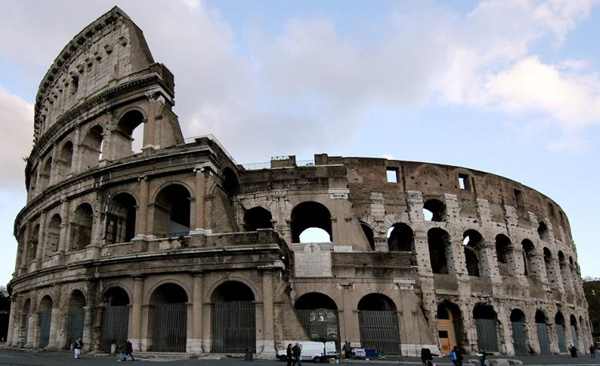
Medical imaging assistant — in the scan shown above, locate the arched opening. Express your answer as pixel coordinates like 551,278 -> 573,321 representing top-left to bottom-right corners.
21,299 -> 31,346
387,223 -> 414,252
473,304 -> 499,352
570,315 -> 579,349
423,199 -> 446,222
555,312 -> 567,352
39,156 -> 52,189
211,281 -> 256,353
100,287 -> 130,352
361,222 -> 375,250
522,240 -> 535,277
428,228 -> 451,274
295,293 -> 339,345
70,203 -> 93,251
537,222 -> 549,240
67,290 -> 86,347
149,283 -> 188,352
510,309 -> 529,355
535,310 -> 551,354
222,168 -> 240,197
115,110 -> 145,159
437,301 -> 464,355
243,206 -> 273,231
153,184 -> 191,237
58,141 -> 74,180
28,224 -> 40,263
463,230 -> 483,277
45,215 -> 61,259
358,294 -> 400,354
291,202 -> 332,243
106,193 -> 137,244
81,125 -> 104,169
495,234 -> 512,276
38,296 -> 53,348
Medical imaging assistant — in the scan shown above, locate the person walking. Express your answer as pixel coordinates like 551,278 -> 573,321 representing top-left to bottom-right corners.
449,346 -> 463,366
286,343 -> 294,366
343,341 -> 352,359
117,340 -> 128,361
292,342 -> 302,366
590,344 -> 596,358
569,344 -> 578,358
420,348 -> 433,366
126,340 -> 135,361
73,337 -> 83,359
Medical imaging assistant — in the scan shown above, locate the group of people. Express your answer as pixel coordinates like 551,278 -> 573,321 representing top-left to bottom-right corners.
421,346 -> 464,366
72,338 -> 135,361
286,342 -> 302,366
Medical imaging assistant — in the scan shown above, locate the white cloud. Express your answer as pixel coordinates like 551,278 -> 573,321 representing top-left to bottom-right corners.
0,86 -> 34,191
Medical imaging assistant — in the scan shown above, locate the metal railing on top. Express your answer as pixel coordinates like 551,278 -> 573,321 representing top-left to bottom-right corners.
183,134 -> 237,165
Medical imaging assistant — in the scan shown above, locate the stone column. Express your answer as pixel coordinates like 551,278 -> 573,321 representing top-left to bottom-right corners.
57,199 -> 70,262
32,211 -> 47,271
340,283 -> 357,343
88,197 -> 103,259
194,169 -> 207,231
191,273 -> 204,353
48,307 -> 60,349
131,277 -> 144,351
480,242 -> 501,283
72,127 -> 82,174
19,223 -> 31,275
6,296 -> 16,345
261,269 -> 275,355
136,176 -> 149,237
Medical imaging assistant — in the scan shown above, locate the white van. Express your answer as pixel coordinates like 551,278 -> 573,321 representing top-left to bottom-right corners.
277,341 -> 338,363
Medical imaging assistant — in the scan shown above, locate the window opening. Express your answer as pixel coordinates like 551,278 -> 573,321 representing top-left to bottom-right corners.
458,174 -> 469,190
386,168 -> 398,183
514,189 -> 524,208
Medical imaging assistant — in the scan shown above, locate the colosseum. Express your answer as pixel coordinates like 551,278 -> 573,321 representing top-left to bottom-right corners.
7,7 -> 591,358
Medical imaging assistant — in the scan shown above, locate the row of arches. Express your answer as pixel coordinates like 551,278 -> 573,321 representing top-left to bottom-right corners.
29,110 -> 145,197
437,301 -> 587,356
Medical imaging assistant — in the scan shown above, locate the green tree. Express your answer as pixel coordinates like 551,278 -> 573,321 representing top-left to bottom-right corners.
583,278 -> 600,337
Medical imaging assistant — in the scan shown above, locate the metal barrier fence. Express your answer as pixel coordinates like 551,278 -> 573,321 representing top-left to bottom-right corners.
151,303 -> 187,352
537,323 -> 551,355
38,310 -> 51,347
511,321 -> 528,355
556,324 -> 567,352
212,301 -> 256,353
296,309 -> 340,344
67,308 -> 85,345
100,305 -> 129,352
358,310 -> 401,355
475,318 -> 499,352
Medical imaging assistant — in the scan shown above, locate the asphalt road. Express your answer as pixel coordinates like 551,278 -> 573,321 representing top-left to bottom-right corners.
2,349 -> 600,366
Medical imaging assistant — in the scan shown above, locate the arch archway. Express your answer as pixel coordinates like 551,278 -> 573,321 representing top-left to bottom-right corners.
115,109 -> 145,158
473,304 -> 499,352
428,228 -> 451,274
211,281 -> 256,353
555,312 -> 568,352
70,203 -> 93,251
387,223 -> 413,252
149,283 -> 188,352
437,301 -> 464,355
570,315 -> 579,349
291,202 -> 332,243
535,310 -> 551,354
100,287 -> 130,352
358,294 -> 400,354
107,193 -> 137,244
463,230 -> 484,277
153,184 -> 191,237
58,141 -> 74,180
81,125 -> 104,169
243,206 -> 273,231
38,296 -> 53,348
45,214 -> 61,259
67,290 -> 86,347
295,293 -> 339,344
510,309 -> 529,355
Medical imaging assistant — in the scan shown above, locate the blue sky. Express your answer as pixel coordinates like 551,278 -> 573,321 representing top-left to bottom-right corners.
1,0 -> 600,286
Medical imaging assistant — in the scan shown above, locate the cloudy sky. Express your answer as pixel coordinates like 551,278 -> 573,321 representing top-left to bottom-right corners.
1,0 -> 599,285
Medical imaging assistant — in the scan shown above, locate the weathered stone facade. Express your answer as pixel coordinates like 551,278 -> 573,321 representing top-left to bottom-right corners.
8,7 -> 591,357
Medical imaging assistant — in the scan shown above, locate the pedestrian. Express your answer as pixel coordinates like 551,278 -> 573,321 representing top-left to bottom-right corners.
126,339 -> 135,361
292,342 -> 302,366
73,337 -> 83,359
343,341 -> 352,359
569,344 -> 578,358
449,346 -> 463,366
420,348 -> 433,366
286,343 -> 293,366
477,351 -> 488,366
117,340 -> 128,361
590,344 -> 596,358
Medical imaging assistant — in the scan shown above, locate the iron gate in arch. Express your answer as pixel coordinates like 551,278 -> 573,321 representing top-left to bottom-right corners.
536,323 -> 551,355
67,308 -> 85,345
22,314 -> 29,345
296,308 -> 340,344
511,321 -> 528,356
475,319 -> 499,352
358,310 -> 401,354
100,305 -> 129,351
570,325 -> 579,348
556,325 -> 567,352
212,301 -> 255,353
151,303 -> 187,352
39,310 -> 52,347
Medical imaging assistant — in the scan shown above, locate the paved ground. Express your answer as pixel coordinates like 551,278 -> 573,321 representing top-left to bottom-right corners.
3,348 -> 600,366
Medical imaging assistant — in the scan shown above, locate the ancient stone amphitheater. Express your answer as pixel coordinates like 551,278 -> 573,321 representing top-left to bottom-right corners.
7,7 -> 591,358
